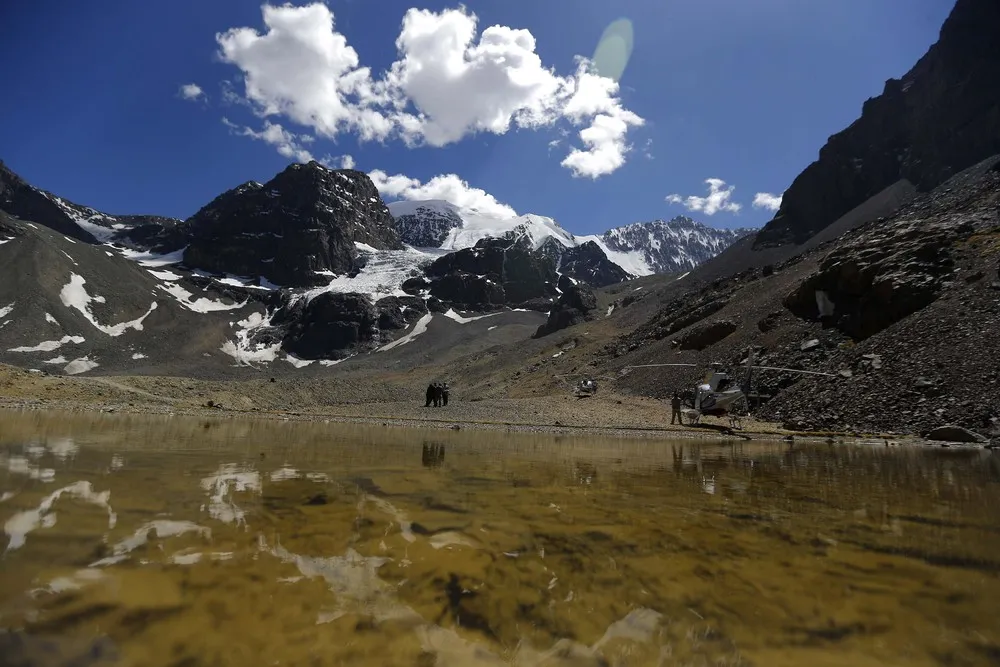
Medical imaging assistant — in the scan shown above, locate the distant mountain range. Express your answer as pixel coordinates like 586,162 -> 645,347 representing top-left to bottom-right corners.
0,158 -> 751,371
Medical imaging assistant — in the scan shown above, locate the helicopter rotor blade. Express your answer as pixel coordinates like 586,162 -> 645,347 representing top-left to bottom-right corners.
748,365 -> 837,377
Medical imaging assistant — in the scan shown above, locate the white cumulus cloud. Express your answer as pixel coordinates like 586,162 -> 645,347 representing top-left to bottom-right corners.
339,155 -> 356,169
216,3 -> 642,177
179,83 -> 205,101
752,191 -> 783,212
222,117 -> 314,163
369,170 -> 517,219
666,178 -> 742,216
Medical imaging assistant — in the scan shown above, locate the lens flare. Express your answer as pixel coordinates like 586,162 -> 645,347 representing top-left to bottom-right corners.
591,18 -> 634,82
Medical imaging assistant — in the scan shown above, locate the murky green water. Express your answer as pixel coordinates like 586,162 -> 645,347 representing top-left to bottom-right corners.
1,411 -> 999,666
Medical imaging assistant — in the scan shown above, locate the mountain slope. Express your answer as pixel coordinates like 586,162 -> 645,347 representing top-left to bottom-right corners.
755,0 -> 1000,248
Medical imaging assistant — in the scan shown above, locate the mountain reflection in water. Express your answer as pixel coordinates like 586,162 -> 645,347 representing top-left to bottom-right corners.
1,411 -> 999,666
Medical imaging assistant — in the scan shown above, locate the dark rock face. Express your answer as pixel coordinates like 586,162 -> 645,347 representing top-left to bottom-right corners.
115,215 -> 189,254
783,210 -> 973,340
0,161 -> 98,243
276,293 -> 381,360
755,0 -> 1000,248
558,241 -> 631,287
374,296 -> 428,329
423,237 -> 558,310
675,320 -> 738,351
393,204 -> 464,247
184,162 -> 402,287
534,275 -> 598,338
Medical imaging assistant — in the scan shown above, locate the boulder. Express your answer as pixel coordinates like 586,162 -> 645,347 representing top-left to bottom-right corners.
783,212 -> 973,340
676,320 -> 738,351
924,424 -> 988,443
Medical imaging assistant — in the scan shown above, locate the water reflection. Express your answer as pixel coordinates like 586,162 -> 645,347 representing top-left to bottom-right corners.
0,411 -> 998,666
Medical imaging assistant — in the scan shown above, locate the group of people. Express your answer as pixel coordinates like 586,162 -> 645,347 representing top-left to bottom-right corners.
425,382 -> 450,407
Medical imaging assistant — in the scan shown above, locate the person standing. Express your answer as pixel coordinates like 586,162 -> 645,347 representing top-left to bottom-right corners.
425,383 -> 435,407
441,382 -> 450,407
671,392 -> 683,425
433,383 -> 442,407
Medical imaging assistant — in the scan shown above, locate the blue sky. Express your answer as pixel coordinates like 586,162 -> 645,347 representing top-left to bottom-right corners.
0,0 -> 953,234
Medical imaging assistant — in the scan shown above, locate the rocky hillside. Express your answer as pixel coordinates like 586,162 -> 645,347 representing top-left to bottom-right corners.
755,0 -> 1000,248
486,156 -> 995,439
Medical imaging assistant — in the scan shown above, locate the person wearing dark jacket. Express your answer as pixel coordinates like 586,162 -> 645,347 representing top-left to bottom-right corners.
425,383 -> 435,407
441,382 -> 450,407
671,392 -> 683,425
433,383 -> 442,407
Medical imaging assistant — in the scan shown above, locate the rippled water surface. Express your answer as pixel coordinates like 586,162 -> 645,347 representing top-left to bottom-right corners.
1,411 -> 1000,666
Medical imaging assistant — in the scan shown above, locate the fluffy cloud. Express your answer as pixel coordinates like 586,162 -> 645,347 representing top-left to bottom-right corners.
222,117 -> 315,163
216,4 -> 642,177
666,178 -> 742,216
339,155 -> 356,169
752,191 -> 783,212
369,170 -> 517,219
179,83 -> 205,101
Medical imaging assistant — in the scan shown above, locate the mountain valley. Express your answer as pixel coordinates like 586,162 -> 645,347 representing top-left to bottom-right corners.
1,0 -> 997,443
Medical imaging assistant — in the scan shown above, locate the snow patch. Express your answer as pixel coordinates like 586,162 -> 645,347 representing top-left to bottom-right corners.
606,305 -> 615,317
131,352 -> 147,360
158,282 -> 246,313
576,234 -> 653,277
44,312 -> 58,325
9,335 -> 86,353
284,354 -> 315,368
148,269 -> 182,281
117,246 -> 187,267
377,313 -> 432,352
42,356 -> 68,365
60,274 -> 157,336
303,247 -> 440,303
442,309 -> 499,325
0,303 -> 13,318
220,311 -> 281,365
64,357 -> 99,375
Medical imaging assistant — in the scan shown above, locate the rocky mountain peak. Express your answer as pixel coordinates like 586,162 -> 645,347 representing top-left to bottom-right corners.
0,160 -> 99,243
183,163 -> 402,287
602,216 -> 756,274
754,0 -> 1000,248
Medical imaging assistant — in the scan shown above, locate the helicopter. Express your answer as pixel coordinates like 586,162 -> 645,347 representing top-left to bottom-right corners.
619,352 -> 837,427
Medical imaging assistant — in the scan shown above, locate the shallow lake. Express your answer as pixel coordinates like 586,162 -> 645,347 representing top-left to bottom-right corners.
1,410 -> 999,666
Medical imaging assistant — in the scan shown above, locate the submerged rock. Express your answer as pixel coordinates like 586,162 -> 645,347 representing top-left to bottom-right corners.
925,424 -> 988,443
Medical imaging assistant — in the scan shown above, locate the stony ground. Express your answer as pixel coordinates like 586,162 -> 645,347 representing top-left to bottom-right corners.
0,363 -> 856,443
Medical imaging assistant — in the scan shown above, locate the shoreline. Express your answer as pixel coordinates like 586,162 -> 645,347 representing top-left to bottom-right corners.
0,365 -> 990,449
0,396 -> 978,450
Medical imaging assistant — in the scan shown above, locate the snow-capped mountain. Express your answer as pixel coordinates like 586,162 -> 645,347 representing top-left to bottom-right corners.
602,217 -> 757,274
390,202 -> 754,280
